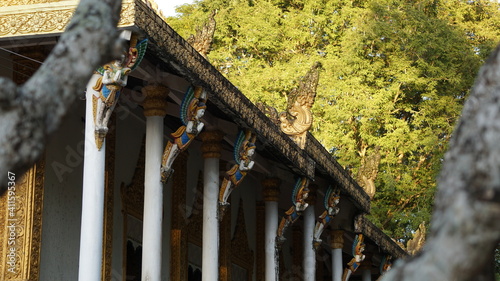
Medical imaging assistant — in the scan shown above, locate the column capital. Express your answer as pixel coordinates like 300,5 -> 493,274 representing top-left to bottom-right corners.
330,229 -> 344,249
199,130 -> 224,158
142,84 -> 169,117
262,178 -> 280,202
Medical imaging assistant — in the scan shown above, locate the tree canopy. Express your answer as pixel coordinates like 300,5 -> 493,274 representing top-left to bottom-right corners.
167,0 -> 500,242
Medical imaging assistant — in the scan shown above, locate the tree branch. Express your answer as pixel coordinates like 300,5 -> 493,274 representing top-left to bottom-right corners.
382,45 -> 500,281
0,0 -> 122,189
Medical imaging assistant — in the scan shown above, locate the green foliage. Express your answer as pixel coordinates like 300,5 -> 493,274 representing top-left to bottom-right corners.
167,0 -> 500,241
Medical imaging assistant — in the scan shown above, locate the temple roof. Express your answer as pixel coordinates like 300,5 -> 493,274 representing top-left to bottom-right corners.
0,0 -> 407,259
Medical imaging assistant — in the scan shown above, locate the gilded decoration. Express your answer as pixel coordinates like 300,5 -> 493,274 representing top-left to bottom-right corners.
219,196 -> 231,281
187,171 -> 204,246
0,0 -> 134,37
170,152 -> 188,281
406,222 -> 426,255
1,0 -> 63,6
257,62 -> 321,149
121,136 -> 145,280
231,199 -> 254,281
121,136 -> 145,220
255,202 -> 265,281
0,159 -> 45,280
102,114 -> 116,281
0,47 -> 45,281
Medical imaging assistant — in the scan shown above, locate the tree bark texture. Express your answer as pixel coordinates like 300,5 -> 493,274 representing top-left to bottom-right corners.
0,0 -> 122,189
382,45 -> 500,281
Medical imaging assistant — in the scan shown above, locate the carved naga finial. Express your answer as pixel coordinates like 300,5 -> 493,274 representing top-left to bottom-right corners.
280,62 -> 321,148
218,129 -> 257,219
276,177 -> 310,246
406,222 -> 426,255
188,10 -> 217,57
313,186 -> 340,249
257,62 -> 321,148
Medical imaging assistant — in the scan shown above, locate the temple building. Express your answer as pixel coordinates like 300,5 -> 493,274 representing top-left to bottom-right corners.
0,0 -> 406,280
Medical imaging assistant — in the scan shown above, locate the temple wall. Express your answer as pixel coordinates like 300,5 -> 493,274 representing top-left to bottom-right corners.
39,100 -> 85,280
113,104 -> 146,280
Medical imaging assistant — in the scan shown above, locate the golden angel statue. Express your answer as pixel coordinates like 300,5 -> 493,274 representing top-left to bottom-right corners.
313,186 -> 340,249
218,129 -> 257,218
161,86 -> 207,182
276,177 -> 310,245
342,234 -> 366,281
91,37 -> 147,149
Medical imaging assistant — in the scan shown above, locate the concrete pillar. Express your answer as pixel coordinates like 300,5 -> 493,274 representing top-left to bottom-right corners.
362,269 -> 371,281
78,74 -> 107,281
331,230 -> 344,281
262,178 -> 281,281
141,85 -> 169,281
361,254 -> 372,281
303,187 -> 316,281
199,130 -> 224,281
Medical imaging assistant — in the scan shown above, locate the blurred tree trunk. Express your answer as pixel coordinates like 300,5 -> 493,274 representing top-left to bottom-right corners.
0,0 -> 122,189
382,45 -> 500,281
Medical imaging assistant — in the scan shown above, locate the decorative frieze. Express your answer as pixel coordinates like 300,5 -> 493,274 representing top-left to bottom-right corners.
1,0 -> 63,6
0,0 -> 135,37
0,160 -> 45,280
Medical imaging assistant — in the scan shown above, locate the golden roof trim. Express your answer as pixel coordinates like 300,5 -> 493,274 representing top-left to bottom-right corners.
0,0 -> 136,38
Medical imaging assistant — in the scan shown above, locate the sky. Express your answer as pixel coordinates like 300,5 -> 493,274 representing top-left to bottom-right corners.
156,0 -> 195,17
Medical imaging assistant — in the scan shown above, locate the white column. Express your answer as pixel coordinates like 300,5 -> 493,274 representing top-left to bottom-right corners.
362,268 -> 371,281
262,178 -> 280,281
200,131 -> 224,281
304,205 -> 316,280
332,248 -> 343,281
331,230 -> 344,281
78,74 -> 106,281
141,85 -> 169,281
360,255 -> 372,281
